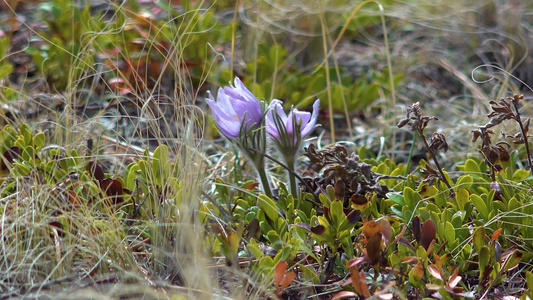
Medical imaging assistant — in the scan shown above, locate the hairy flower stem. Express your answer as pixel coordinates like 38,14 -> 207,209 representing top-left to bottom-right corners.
284,156 -> 298,197
512,102 -> 533,170
417,128 -> 455,197
254,158 -> 272,198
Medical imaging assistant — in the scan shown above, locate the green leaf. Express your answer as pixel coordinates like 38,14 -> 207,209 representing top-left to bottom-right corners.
403,186 -> 421,211
0,36 -> 10,57
507,197 -> 520,212
444,221 -> 455,243
33,132 -> 46,151
386,192 -> 406,206
463,159 -> 481,174
267,230 -> 281,248
21,146 -> 35,162
19,124 -> 32,146
390,206 -> 403,218
502,250 -> 522,272
258,194 -> 279,221
455,189 -> 469,211
471,194 -> 489,220
473,226 -> 485,254
257,256 -> 275,271
512,169 -> 530,182
434,188 -> 447,208
526,271 -> 533,290
478,246 -> 490,280
330,200 -> 344,227
12,162 -> 31,177
0,63 -> 13,79
298,264 -> 320,284
153,144 -> 169,182
125,163 -> 141,189
454,175 -> 473,192
319,193 -> 331,207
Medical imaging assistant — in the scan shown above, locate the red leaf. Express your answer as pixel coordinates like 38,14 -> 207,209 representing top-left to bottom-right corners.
491,228 -> 503,242
274,261 -> 287,287
87,161 -> 105,182
280,271 -> 296,291
421,219 -> 436,250
101,178 -> 124,203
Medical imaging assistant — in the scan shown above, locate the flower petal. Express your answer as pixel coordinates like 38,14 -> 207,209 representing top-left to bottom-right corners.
207,90 -> 241,138
300,99 -> 320,137
266,99 -> 287,138
291,109 -> 311,134
224,79 -> 262,125
206,78 -> 264,139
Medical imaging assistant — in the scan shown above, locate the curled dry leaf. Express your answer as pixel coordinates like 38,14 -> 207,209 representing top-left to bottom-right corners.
332,291 -> 358,300
448,268 -> 462,288
428,264 -> 443,281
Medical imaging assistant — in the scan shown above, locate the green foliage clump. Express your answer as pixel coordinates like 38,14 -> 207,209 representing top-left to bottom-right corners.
216,43 -> 403,112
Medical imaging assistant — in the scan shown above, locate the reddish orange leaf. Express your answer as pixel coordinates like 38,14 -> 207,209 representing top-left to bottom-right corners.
243,182 -> 259,190
350,267 -> 362,295
274,261 -> 287,287
280,271 -> 296,291
359,270 -> 371,297
492,228 -> 503,242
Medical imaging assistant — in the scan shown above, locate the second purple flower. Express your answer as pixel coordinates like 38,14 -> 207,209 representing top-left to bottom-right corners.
266,99 -> 320,143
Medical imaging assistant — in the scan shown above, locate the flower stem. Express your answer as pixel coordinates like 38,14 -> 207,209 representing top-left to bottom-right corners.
255,159 -> 272,198
417,128 -> 455,197
285,156 -> 298,197
512,102 -> 533,170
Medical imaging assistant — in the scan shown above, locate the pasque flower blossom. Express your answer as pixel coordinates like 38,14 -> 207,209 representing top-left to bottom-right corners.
266,99 -> 320,196
266,99 -> 320,144
206,77 -> 262,139
207,77 -> 272,197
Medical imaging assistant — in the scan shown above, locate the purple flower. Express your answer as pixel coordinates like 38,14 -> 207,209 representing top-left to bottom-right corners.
266,99 -> 320,142
206,77 -> 262,139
